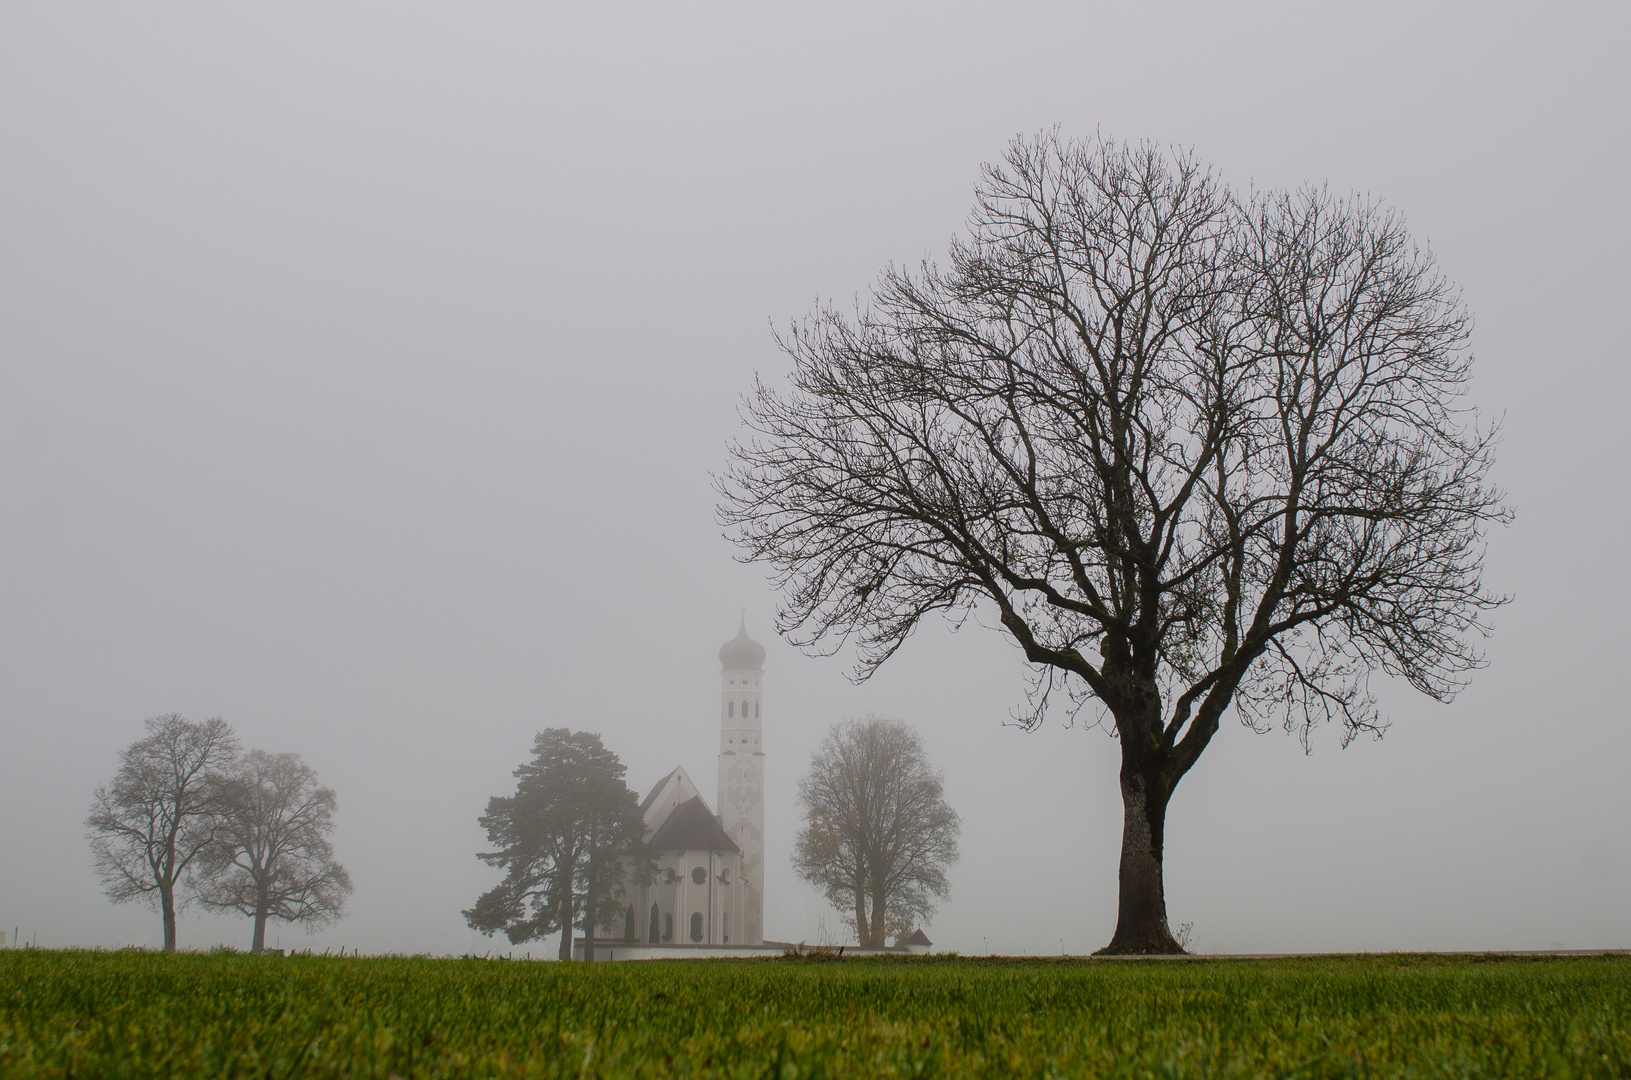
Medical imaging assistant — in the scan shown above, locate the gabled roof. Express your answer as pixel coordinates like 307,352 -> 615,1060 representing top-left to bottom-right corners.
902,929 -> 932,946
649,795 -> 740,854
639,766 -> 701,834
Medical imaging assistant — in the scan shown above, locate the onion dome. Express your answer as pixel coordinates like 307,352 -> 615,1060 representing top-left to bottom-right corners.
718,613 -> 766,671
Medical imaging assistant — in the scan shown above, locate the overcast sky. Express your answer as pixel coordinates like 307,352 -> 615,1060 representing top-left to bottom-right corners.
2,2 -> 1626,957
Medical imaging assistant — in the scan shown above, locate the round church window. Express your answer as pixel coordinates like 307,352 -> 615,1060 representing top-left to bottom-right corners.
691,867 -> 707,885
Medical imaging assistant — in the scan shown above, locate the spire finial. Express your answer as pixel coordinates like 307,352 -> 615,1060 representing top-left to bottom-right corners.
720,608 -> 766,671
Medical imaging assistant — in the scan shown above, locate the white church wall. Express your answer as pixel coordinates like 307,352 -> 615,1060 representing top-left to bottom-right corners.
625,846 -> 744,946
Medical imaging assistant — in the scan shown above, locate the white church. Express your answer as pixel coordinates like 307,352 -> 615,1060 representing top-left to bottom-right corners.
575,615 -> 784,960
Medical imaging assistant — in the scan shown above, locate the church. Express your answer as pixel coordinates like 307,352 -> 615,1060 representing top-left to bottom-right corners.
576,615 -> 779,959
575,613 -> 933,960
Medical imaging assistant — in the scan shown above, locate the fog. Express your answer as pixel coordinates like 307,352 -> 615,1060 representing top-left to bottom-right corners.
2,2 -> 1626,957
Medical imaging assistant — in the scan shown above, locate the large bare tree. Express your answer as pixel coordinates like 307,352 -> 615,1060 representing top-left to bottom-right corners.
795,717 -> 960,947
721,133 -> 1509,953
195,750 -> 352,953
86,714 -> 240,951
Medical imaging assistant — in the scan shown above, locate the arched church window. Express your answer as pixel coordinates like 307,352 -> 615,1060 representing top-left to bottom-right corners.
722,911 -> 730,943
664,867 -> 676,884
690,912 -> 704,942
649,904 -> 660,944
755,702 -> 761,718
662,913 -> 673,942
691,866 -> 707,885
623,906 -> 636,943
728,701 -> 735,718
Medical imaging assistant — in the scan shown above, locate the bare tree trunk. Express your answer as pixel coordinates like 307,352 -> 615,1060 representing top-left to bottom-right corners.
558,905 -> 574,961
852,880 -> 868,948
251,882 -> 269,954
246,880 -> 269,959
583,839 -> 597,961
868,885 -> 887,948
1100,765 -> 1182,955
555,841 -> 577,961
160,883 -> 178,952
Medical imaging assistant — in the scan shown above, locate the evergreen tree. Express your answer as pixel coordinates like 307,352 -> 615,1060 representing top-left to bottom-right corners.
465,728 -> 652,959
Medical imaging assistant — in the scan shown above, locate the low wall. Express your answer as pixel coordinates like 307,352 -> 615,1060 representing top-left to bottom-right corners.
573,938 -> 931,961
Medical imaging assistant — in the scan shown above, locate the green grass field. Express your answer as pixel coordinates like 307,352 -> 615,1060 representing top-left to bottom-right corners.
2,950 -> 1628,1078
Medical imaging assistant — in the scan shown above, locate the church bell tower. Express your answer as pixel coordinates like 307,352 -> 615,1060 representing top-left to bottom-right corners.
717,612 -> 765,945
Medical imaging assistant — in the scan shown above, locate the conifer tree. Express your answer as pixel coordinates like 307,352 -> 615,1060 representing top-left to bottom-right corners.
465,728 -> 653,959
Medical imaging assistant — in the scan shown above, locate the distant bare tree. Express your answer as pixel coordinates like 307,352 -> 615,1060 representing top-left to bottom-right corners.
794,717 -> 960,947
195,750 -> 352,953
86,714 -> 240,951
723,132 -> 1509,953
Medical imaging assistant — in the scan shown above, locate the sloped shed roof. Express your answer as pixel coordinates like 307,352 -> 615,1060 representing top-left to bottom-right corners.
638,767 -> 683,816
639,766 -> 702,834
649,795 -> 740,854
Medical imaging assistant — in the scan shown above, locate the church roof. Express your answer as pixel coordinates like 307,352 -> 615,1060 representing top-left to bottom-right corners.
639,767 -> 702,834
902,928 -> 933,947
718,613 -> 765,671
649,795 -> 740,854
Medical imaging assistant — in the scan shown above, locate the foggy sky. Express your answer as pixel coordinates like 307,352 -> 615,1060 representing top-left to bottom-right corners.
2,2 -> 1626,957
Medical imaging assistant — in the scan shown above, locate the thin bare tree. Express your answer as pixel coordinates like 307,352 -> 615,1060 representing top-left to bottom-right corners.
86,714 -> 240,951
722,132 -> 1509,953
795,717 -> 960,947
195,750 -> 352,953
